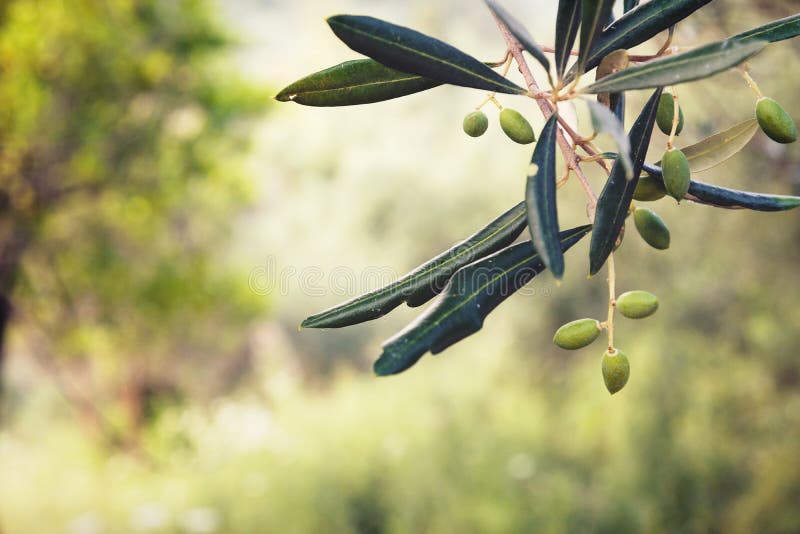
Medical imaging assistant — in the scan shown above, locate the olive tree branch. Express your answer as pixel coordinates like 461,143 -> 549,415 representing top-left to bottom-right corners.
488,13 -> 599,213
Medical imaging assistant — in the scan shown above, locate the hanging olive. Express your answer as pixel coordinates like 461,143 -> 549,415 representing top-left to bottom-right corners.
616,290 -> 659,319
462,110 -> 489,137
602,348 -> 630,395
661,148 -> 691,201
633,174 -> 667,202
633,207 -> 670,250
656,93 -> 685,136
553,318 -> 602,350
756,97 -> 797,144
499,108 -> 536,145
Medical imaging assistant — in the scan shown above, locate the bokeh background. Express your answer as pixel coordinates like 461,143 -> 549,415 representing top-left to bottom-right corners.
1,1 -> 799,532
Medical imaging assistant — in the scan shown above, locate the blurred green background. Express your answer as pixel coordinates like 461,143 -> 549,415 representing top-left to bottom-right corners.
1,1 -> 800,532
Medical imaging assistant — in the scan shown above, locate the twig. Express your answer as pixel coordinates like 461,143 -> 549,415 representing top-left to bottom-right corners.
489,13 -> 598,211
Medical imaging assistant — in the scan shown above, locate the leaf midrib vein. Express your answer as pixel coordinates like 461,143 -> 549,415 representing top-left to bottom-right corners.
589,42 -> 757,92
333,19 -> 520,93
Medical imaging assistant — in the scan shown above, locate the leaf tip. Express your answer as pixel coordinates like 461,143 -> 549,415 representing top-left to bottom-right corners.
300,316 -> 318,329
273,90 -> 294,103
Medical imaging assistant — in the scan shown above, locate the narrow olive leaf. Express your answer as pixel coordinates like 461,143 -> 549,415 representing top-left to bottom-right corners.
484,0 -> 550,74
555,0 -> 582,79
643,163 -> 800,212
661,119 -> 759,173
327,15 -> 526,94
576,0 -> 714,76
301,203 -> 528,329
586,99 -> 633,179
525,114 -> 563,278
614,91 -> 626,124
589,88 -> 662,275
583,39 -> 765,94
731,13 -> 800,44
374,226 -> 592,376
275,59 -> 442,107
578,0 -> 615,72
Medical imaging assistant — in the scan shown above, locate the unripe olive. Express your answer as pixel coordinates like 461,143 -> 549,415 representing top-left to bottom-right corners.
756,97 -> 797,144
602,348 -> 630,395
661,148 -> 691,201
553,318 -> 602,350
656,93 -> 684,135
616,290 -> 659,319
499,108 -> 536,145
463,110 -> 489,138
633,174 -> 667,202
633,207 -> 670,250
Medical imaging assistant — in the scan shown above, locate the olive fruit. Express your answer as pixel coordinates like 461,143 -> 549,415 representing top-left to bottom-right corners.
633,174 -> 667,202
616,290 -> 659,319
656,93 -> 684,135
756,97 -> 797,144
553,318 -> 602,350
602,348 -> 630,395
463,110 -> 489,138
661,148 -> 691,201
499,108 -> 536,145
633,207 -> 670,250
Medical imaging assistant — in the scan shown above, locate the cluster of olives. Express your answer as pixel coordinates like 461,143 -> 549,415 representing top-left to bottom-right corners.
463,107 -> 536,144
631,89 -> 797,252
553,290 -> 659,394
756,96 -> 797,144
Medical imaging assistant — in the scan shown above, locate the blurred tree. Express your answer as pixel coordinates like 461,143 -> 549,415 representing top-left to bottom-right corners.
0,0 -> 268,447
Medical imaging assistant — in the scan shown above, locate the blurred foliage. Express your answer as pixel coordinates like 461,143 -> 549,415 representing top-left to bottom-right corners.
2,346 -> 799,533
2,0 -> 800,533
0,0 -> 269,445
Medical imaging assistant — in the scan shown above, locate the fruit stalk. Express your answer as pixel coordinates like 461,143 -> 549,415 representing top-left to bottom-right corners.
668,89 -> 680,148
488,11 -> 599,209
739,68 -> 763,99
606,252 -> 616,350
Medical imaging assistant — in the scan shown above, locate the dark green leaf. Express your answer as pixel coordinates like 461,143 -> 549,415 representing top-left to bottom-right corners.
731,13 -> 800,44
327,15 -> 526,94
577,0 -> 714,76
555,0 -> 582,79
525,114 -> 563,278
374,225 -> 593,375
643,163 -> 800,212
301,202 -> 528,328
579,0 -> 615,72
583,39 -> 765,94
586,99 -> 633,179
589,88 -> 662,275
485,0 -> 550,74
275,59 -> 441,107
614,91 -> 626,123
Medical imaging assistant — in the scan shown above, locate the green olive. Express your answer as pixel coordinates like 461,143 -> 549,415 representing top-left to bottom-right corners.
756,97 -> 797,144
602,348 -> 630,395
633,207 -> 670,250
499,108 -> 536,145
616,290 -> 659,319
633,174 -> 667,202
462,110 -> 489,138
661,148 -> 691,201
553,318 -> 602,350
656,93 -> 684,136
